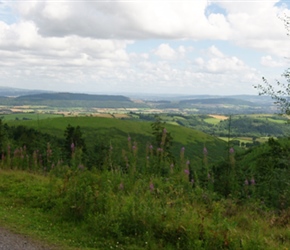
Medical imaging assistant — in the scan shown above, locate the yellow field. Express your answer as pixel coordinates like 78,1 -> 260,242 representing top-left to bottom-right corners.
209,115 -> 228,120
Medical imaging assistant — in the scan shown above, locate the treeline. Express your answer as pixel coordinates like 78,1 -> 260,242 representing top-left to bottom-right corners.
0,120 -> 108,171
132,113 -> 290,138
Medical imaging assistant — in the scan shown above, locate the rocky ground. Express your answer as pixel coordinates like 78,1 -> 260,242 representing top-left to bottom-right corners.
0,227 -> 54,250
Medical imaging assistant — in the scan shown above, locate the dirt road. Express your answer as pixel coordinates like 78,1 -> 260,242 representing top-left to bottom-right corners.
0,227 -> 53,250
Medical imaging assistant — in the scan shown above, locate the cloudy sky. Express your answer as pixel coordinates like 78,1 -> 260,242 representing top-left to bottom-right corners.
0,0 -> 290,95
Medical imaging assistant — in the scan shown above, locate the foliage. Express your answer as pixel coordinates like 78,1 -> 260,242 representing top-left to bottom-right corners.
255,69 -> 290,115
63,124 -> 86,165
1,116 -> 290,249
151,116 -> 175,165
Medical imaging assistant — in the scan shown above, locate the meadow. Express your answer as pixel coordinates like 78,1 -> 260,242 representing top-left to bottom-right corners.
0,115 -> 290,249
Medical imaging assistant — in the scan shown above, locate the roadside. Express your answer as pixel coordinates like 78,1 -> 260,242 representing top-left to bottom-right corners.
0,227 -> 53,250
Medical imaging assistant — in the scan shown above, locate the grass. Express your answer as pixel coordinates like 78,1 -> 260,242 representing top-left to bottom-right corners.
1,168 -> 290,250
204,117 -> 221,125
1,113 -> 63,121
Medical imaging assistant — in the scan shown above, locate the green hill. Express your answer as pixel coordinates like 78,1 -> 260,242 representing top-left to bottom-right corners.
0,93 -> 147,108
7,116 -> 228,164
16,92 -> 132,102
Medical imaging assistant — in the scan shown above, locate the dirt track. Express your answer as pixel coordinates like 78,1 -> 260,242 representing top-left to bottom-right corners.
0,227 -> 53,250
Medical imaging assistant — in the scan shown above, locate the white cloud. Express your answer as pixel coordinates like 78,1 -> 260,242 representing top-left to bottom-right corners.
260,55 -> 287,67
154,44 -> 177,60
13,1 -> 230,40
0,1 -> 288,94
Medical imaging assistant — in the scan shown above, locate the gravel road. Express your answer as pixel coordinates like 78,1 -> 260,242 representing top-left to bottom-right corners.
0,227 -> 53,250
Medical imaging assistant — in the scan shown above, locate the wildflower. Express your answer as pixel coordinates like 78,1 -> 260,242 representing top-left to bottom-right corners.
128,136 -> 131,141
250,177 -> 255,186
244,179 -> 249,186
157,147 -> 163,152
207,173 -> 211,179
181,147 -> 185,152
132,145 -> 136,150
163,128 -> 167,134
184,169 -> 190,175
203,147 -> 208,155
170,163 -> 174,168
149,145 -> 153,150
71,142 -> 75,152
149,182 -> 154,192
186,160 -> 190,165
119,183 -> 124,190
191,179 -> 194,184
229,147 -> 234,154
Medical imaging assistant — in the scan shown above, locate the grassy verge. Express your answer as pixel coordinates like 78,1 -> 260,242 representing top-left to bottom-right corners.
0,169 -> 290,250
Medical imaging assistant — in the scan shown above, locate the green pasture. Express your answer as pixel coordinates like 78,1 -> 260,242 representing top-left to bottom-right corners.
219,136 -> 253,143
1,113 -> 63,121
203,117 -> 220,125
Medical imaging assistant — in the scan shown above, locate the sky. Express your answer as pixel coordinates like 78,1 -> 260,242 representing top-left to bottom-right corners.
0,0 -> 290,96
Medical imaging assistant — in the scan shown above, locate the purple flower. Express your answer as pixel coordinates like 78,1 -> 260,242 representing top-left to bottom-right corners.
132,145 -> 136,150
184,169 -> 190,175
149,144 -> 153,150
128,136 -> 131,141
181,147 -> 185,152
250,177 -> 255,185
229,147 -> 234,154
191,179 -> 195,184
71,142 -> 75,152
157,147 -> 163,152
186,160 -> 190,165
244,179 -> 249,186
203,147 -> 208,155
149,182 -> 154,192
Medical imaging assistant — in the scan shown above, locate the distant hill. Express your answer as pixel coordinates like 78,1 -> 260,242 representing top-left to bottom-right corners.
17,92 -> 132,102
179,97 -> 257,106
0,92 -> 148,108
0,86 -> 53,97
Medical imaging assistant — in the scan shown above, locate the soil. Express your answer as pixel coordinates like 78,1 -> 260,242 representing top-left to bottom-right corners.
0,227 -> 54,250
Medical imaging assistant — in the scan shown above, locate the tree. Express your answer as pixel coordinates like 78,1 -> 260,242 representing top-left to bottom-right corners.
255,69 -> 290,115
63,124 -> 86,163
151,116 -> 175,164
255,16 -> 290,115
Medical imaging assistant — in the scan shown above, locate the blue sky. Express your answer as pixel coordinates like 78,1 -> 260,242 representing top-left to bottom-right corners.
0,0 -> 289,95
